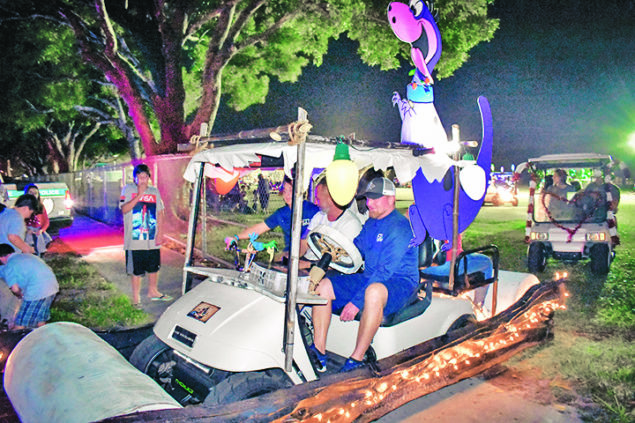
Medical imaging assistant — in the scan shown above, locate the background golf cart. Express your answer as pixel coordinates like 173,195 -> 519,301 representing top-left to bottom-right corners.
484,171 -> 518,206
518,153 -> 617,275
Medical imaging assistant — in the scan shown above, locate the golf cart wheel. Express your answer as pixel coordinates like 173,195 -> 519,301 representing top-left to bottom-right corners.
590,244 -> 610,275
129,335 -> 176,393
204,370 -> 292,406
527,243 -> 547,273
446,314 -> 477,334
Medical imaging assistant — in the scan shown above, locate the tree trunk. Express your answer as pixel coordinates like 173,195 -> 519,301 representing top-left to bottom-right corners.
188,58 -> 224,140
152,5 -> 188,153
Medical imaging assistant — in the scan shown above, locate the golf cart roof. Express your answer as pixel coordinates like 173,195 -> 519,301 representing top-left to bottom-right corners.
183,139 -> 455,187
526,153 -> 613,170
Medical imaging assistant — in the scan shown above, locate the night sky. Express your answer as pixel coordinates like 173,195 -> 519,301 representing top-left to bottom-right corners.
214,0 -> 635,171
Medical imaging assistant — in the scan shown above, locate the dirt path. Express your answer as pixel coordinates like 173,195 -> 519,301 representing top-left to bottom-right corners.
378,366 -> 583,422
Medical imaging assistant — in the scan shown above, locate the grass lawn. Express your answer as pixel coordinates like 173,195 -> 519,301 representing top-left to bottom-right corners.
463,191 -> 635,423
47,253 -> 152,330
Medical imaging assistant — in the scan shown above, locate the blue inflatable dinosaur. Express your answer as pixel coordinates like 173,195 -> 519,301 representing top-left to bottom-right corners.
387,0 -> 493,248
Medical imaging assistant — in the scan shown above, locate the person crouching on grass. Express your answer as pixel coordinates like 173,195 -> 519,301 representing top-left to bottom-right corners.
0,243 -> 59,330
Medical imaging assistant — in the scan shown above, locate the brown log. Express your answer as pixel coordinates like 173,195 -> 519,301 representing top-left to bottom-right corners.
101,281 -> 564,423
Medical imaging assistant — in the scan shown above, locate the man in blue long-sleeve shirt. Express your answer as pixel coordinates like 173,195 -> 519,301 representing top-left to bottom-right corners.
310,177 -> 419,372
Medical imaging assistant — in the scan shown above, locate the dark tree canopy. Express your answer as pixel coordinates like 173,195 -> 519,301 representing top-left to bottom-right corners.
0,17 -> 132,175
0,0 -> 498,157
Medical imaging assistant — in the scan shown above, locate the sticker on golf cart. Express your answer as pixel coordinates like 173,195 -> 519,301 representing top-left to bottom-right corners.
187,302 -> 220,323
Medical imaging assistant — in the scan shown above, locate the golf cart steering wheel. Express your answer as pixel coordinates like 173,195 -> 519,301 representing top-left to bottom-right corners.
306,225 -> 363,274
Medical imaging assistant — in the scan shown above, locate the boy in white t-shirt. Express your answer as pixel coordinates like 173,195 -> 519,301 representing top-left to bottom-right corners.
299,179 -> 363,264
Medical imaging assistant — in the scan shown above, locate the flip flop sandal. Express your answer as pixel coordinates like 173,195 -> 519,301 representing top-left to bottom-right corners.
133,302 -> 143,309
150,294 -> 173,302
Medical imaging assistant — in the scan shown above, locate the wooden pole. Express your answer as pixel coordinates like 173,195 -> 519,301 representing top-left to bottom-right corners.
183,162 -> 204,294
284,108 -> 309,372
448,124 -> 461,291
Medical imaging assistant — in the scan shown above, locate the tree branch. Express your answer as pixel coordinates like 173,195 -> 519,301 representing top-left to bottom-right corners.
25,100 -> 54,114
186,8 -> 222,37
226,0 -> 267,45
73,122 -> 101,170
74,105 -> 112,121
208,0 -> 239,55
95,0 -> 118,56
234,10 -> 301,51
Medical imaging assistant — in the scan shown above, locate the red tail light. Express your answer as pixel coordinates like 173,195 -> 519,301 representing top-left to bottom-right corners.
64,190 -> 74,209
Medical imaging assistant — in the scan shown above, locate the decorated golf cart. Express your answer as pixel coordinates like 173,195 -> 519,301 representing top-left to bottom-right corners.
516,153 -> 619,274
2,118 -> 566,423
484,171 -> 519,206
117,116 -> 564,406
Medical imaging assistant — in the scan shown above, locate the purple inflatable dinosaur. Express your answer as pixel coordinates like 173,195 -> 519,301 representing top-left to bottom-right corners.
388,0 -> 447,150
387,0 -> 493,248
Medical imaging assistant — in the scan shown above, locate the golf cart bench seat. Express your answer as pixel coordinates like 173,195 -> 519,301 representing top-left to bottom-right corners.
332,280 -> 433,328
332,246 -> 498,327
420,245 -> 499,296
333,242 -> 436,328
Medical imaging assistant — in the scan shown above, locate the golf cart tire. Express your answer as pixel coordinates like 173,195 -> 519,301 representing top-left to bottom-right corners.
204,369 -> 292,406
130,334 -> 172,374
590,244 -> 610,275
130,334 -> 184,402
446,314 -> 477,334
528,243 -> 547,273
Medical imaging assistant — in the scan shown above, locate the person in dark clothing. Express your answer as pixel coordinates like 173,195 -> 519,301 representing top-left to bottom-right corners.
257,173 -> 270,212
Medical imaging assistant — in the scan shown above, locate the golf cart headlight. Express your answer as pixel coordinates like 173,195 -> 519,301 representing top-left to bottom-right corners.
499,191 -> 513,202
586,232 -> 606,241
530,232 -> 549,241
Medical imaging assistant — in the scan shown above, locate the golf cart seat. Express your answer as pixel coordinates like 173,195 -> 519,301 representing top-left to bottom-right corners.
379,279 -> 433,327
420,245 -> 499,296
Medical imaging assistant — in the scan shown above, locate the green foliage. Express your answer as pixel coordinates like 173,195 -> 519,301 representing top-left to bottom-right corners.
0,18 -> 130,174
595,208 -> 635,328
2,0 -> 499,156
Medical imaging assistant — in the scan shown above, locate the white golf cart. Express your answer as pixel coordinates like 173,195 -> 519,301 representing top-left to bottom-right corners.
518,153 -> 618,274
484,171 -> 518,206
128,137 -> 544,406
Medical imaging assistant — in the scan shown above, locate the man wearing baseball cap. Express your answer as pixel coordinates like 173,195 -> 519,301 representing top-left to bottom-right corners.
309,177 -> 419,372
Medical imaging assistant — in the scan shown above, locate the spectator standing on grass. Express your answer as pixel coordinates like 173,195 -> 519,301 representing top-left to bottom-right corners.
0,194 -> 37,254
0,244 -> 58,329
23,184 -> 51,256
119,164 -> 172,307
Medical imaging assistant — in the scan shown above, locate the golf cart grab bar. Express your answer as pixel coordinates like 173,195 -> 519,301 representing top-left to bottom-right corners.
456,244 -> 500,289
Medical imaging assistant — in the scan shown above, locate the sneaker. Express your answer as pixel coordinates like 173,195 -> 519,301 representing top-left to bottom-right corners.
308,344 -> 328,373
339,357 -> 364,373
